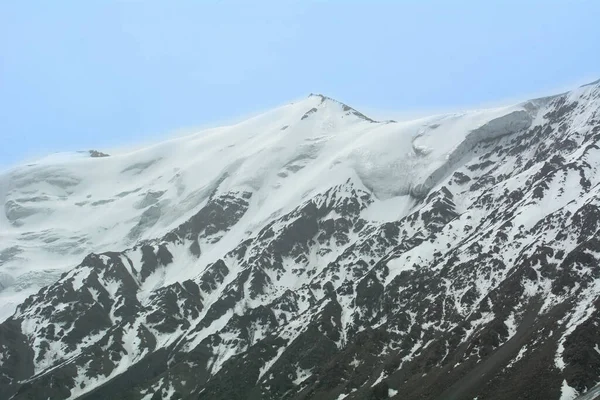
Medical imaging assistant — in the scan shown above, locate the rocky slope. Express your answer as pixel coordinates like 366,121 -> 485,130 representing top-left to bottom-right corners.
1,81 -> 600,399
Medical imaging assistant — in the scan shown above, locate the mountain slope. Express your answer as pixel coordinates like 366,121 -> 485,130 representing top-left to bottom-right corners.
0,93 -> 527,321
1,82 -> 600,400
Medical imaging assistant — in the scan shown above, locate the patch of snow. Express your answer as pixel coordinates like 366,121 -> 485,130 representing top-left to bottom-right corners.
372,370 -> 387,387
70,266 -> 91,291
258,346 -> 287,381
292,365 -> 312,385
555,277 -> 600,370
560,379 -> 579,400
361,195 -> 413,222
349,355 -> 361,368
505,312 -> 517,340
505,345 -> 528,370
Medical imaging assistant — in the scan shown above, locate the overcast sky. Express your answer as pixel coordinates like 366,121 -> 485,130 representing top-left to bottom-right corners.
1,0 -> 599,168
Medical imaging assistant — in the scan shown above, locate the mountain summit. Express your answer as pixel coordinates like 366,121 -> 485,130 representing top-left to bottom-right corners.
1,81 -> 600,399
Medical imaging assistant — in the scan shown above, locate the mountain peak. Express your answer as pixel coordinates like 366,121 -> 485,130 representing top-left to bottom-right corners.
88,149 -> 110,158
3,80 -> 600,400
307,92 -> 381,123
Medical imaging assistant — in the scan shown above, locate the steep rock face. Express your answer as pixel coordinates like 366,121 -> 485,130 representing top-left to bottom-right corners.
1,81 -> 600,400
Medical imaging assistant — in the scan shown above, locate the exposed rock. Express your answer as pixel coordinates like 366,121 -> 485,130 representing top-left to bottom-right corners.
89,150 -> 110,158
1,81 -> 600,400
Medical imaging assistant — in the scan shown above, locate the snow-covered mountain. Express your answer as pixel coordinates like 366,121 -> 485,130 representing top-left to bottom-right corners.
1,81 -> 600,400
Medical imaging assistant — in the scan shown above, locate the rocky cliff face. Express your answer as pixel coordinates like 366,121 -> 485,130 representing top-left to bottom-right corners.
1,82 -> 600,400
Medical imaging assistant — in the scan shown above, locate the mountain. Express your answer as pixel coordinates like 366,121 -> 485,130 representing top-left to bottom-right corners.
0,81 -> 599,400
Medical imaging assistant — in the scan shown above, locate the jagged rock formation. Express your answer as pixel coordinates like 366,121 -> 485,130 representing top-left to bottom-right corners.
1,81 -> 600,399
88,150 -> 110,158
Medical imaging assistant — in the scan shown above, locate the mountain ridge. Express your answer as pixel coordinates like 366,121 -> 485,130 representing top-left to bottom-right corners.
1,80 -> 600,399
0,89 -> 534,321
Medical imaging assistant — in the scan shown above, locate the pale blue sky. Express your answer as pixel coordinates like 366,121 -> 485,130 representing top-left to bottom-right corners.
1,1 -> 599,167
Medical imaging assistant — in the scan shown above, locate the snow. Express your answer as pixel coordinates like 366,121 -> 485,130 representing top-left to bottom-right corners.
463,311 -> 496,342
3,83 -> 600,398
209,331 -> 245,375
67,321 -> 148,399
508,345 -> 528,368
576,382 -> 600,400
371,370 -> 387,387
185,310 -> 234,351
69,267 -> 91,291
292,365 -> 312,385
560,380 -> 579,400
349,355 -> 361,368
388,388 -> 398,397
384,255 -> 416,285
555,277 -> 600,370
504,312 -> 518,341
162,383 -> 176,400
258,346 -> 287,381
0,94 -> 535,321
361,195 -> 414,222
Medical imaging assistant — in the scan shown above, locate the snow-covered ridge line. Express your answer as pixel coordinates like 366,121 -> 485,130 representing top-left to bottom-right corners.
1,80 -> 600,400
411,108 -> 533,198
308,93 -> 393,123
0,89 -> 548,322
